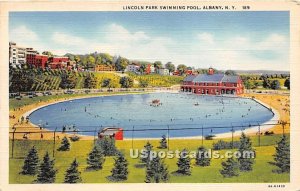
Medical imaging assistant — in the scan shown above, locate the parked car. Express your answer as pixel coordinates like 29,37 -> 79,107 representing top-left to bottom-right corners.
43,91 -> 52,96
15,95 -> 22,100
64,90 -> 75,94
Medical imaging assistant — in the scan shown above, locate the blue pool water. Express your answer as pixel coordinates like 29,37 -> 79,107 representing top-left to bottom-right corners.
29,93 -> 274,138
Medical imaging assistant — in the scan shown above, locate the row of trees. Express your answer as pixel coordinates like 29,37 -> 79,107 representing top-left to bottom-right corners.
20,133 -> 289,183
21,136 -> 128,183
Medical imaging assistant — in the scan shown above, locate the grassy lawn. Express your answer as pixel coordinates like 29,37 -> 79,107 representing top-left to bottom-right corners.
9,134 -> 289,183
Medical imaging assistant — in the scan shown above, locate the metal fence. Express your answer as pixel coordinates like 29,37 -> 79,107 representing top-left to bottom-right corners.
9,120 -> 289,159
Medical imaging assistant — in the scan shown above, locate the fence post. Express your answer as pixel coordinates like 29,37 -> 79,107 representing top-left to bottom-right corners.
11,128 -> 16,159
281,121 -> 286,135
231,125 -> 234,149
258,123 -> 261,147
131,126 -> 134,149
53,127 -> 58,158
201,125 -> 204,147
167,125 -> 170,151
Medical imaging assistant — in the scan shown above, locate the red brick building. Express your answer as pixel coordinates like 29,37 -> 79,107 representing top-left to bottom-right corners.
48,56 -> 69,63
181,68 -> 244,95
26,54 -> 48,69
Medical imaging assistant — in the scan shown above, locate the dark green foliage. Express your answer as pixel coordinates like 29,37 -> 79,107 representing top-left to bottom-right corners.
64,159 -> 82,183
176,149 -> 191,175
57,136 -> 70,151
101,78 -> 111,88
119,76 -> 133,88
284,78 -> 290,90
96,137 -> 117,156
145,156 -> 169,183
271,80 -> 281,90
84,74 -> 97,89
87,145 -> 105,170
60,73 -> 77,89
273,135 -> 290,173
213,140 -> 240,150
225,70 -> 237,76
195,146 -> 211,167
204,135 -> 215,140
110,151 -> 128,181
140,142 -> 153,164
139,79 -> 148,88
9,68 -> 35,92
220,158 -> 239,178
21,146 -> 39,175
36,152 -> 57,183
238,132 -> 255,171
69,135 -> 80,142
165,62 -> 175,73
158,135 -> 167,149
263,79 -> 271,89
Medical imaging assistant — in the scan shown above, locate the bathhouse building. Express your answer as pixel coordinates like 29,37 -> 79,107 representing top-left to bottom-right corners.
181,68 -> 244,95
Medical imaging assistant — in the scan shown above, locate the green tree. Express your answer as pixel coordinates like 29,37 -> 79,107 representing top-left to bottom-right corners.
272,135 -> 290,173
21,146 -> 39,175
87,55 -> 96,70
145,156 -> 169,183
87,145 -> 105,170
115,56 -> 129,71
64,159 -> 82,183
271,80 -> 281,90
140,142 -> 153,164
84,74 -> 97,89
225,70 -> 237,76
158,135 -> 167,149
139,79 -> 148,88
60,73 -> 77,89
57,136 -> 70,151
165,62 -> 175,73
139,63 -> 147,74
110,151 -> 129,181
154,61 -> 163,72
238,132 -> 255,171
176,149 -> 191,175
96,137 -> 117,156
220,158 -> 239,177
284,78 -> 290,90
244,80 -> 255,89
36,152 -> 57,183
100,53 -> 113,64
262,79 -> 271,89
177,64 -> 187,75
42,51 -> 53,57
102,78 -> 111,88
74,55 -> 81,63
119,76 -> 133,88
195,146 -> 211,167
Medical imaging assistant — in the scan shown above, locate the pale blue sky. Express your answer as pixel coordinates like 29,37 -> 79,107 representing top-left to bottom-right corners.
9,11 -> 289,70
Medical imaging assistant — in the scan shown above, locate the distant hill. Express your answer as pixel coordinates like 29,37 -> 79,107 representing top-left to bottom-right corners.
234,70 -> 290,75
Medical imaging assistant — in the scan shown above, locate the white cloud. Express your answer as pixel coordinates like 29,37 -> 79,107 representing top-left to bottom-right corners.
10,25 -> 38,42
13,23 -> 287,71
52,32 -> 86,47
197,32 -> 214,45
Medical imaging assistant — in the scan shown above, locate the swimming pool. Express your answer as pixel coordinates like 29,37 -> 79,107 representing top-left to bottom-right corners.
29,93 -> 274,138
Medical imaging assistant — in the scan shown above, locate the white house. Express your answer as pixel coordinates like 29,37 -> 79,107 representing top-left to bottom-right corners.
158,68 -> 170,75
126,64 -> 140,73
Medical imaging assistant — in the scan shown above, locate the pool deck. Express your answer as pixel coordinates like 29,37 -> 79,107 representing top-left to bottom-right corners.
9,91 -> 288,140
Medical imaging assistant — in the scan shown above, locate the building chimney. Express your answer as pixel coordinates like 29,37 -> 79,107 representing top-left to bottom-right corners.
208,67 -> 214,75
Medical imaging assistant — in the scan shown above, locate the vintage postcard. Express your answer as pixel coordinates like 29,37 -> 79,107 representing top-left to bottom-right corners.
0,1 -> 299,191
